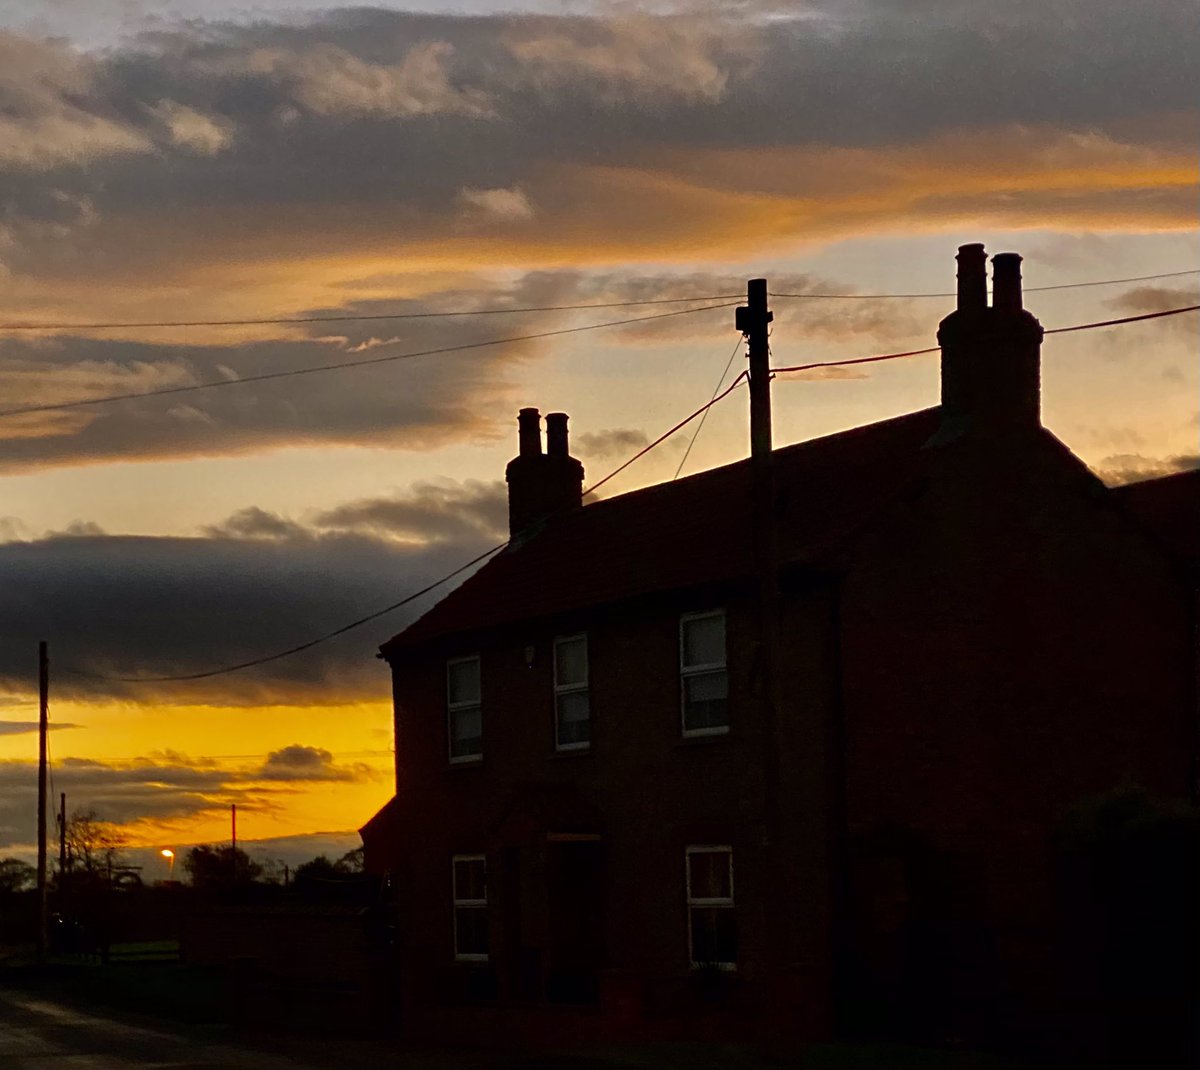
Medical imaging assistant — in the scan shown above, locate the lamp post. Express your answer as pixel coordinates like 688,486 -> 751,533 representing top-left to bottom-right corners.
160,848 -> 175,880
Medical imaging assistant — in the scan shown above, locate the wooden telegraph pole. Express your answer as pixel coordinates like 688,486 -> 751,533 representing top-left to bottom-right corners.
735,282 -> 782,845
36,641 -> 49,963
58,792 -> 67,879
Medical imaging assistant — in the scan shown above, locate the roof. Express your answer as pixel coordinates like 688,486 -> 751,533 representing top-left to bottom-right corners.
382,408 -> 942,653
1111,468 -> 1200,566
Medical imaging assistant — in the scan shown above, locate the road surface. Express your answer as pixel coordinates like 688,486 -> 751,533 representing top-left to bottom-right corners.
0,991 -> 337,1068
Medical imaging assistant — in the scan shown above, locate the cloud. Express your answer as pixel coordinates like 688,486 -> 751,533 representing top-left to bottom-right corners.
0,5 -> 1190,472
0,517 -> 30,543
1095,452 -> 1200,486
204,506 -> 308,541
0,746 -> 377,850
0,266 -> 921,473
458,186 -> 535,225
313,480 -> 507,544
262,40 -> 493,119
0,33 -> 152,170
0,5 -> 1191,314
0,479 -> 505,704
501,14 -> 756,105
575,428 -> 650,461
1107,285 -> 1200,338
258,744 -> 363,782
0,720 -> 81,736
149,100 -> 234,155
51,520 -> 108,538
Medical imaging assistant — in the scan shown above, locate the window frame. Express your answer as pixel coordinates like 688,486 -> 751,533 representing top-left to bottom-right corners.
679,609 -> 730,738
685,844 -> 736,971
446,655 -> 483,764
553,632 -> 590,752
451,853 -> 489,962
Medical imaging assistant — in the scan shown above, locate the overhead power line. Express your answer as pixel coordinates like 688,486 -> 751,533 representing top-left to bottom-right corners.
65,376 -> 751,685
585,372 -> 749,497
674,334 -> 746,480
769,267 -> 1200,301
0,301 -> 738,422
54,298 -> 1198,688
1042,304 -> 1200,336
0,294 -> 744,333
770,304 -> 1200,375
3,268 -> 1195,334
64,542 -> 506,684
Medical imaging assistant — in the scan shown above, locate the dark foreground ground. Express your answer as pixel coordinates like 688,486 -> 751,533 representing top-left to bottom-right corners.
0,979 -> 1054,1070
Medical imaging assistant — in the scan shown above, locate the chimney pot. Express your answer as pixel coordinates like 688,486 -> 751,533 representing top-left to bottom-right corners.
956,243 -> 988,314
992,253 -> 1023,312
517,407 -> 541,457
546,412 -> 569,458
505,406 -> 584,539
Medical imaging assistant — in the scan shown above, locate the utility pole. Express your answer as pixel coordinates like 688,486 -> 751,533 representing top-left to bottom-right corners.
737,278 -> 786,993
231,803 -> 237,882
737,278 -> 774,461
58,792 -> 67,881
36,641 -> 48,963
735,280 -> 782,841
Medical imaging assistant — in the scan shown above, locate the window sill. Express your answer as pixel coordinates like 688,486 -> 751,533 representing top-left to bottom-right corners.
447,757 -> 484,769
548,746 -> 593,760
675,730 -> 730,749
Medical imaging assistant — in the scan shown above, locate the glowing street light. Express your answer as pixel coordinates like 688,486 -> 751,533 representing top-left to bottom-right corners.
160,848 -> 175,879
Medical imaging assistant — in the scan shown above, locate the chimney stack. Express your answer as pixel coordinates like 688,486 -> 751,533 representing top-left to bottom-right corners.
936,243 -> 1044,438
505,408 -> 584,539
956,242 -> 988,315
518,406 -> 541,457
991,252 -> 1023,313
545,412 -> 570,458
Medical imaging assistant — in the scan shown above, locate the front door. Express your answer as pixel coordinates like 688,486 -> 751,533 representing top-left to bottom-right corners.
545,837 -> 604,1004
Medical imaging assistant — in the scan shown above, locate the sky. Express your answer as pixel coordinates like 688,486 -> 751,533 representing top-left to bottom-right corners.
0,0 -> 1195,874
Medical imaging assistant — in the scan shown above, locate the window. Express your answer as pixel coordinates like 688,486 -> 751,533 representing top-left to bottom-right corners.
686,846 -> 736,969
452,854 -> 489,961
680,610 -> 729,735
447,656 -> 482,762
554,634 -> 590,750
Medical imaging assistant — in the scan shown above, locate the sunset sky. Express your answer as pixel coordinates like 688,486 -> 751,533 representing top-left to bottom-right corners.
0,0 -> 1195,874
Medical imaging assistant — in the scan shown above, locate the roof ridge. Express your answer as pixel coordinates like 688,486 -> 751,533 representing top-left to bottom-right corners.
1110,467 -> 1200,494
579,405 -> 943,514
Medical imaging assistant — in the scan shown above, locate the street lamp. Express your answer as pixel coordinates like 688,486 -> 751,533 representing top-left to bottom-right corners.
160,848 -> 175,879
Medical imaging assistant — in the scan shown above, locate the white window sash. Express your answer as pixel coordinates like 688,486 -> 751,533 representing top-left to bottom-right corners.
679,611 -> 728,737
685,845 -> 736,970
452,854 -> 488,962
553,634 -> 590,751
446,656 -> 483,763
679,611 -> 726,669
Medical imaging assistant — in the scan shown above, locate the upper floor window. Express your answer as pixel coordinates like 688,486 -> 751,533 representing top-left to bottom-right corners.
452,854 -> 489,961
447,656 -> 483,762
554,634 -> 590,751
680,610 -> 728,736
686,845 -> 736,969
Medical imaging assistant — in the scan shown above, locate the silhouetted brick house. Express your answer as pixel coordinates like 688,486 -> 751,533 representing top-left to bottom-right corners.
361,246 -> 1196,1047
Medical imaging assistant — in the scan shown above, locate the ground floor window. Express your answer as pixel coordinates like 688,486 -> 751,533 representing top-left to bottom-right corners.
452,854 -> 489,961
686,845 -> 736,969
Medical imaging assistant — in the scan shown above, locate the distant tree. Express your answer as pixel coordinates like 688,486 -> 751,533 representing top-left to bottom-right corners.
256,855 -> 287,885
65,809 -> 127,876
183,844 -> 264,889
293,854 -> 341,887
293,848 -> 365,888
0,857 -> 35,894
